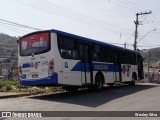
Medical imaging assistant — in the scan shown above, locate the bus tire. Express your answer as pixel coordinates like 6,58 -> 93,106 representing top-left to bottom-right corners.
94,75 -> 104,91
129,75 -> 136,86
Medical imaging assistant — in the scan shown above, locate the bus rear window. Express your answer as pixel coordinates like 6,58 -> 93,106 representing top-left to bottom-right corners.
20,32 -> 50,56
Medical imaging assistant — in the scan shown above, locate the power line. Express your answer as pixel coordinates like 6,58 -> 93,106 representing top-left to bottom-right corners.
12,0 -> 117,33
7,0 -> 160,49
149,14 -> 160,33
0,23 -> 28,34
38,0 -> 133,32
11,0 -> 133,35
0,21 -> 31,33
123,0 -> 149,11
108,0 -> 160,46
0,18 -> 41,31
116,0 -> 143,11
109,0 -> 138,12
125,32 -> 134,43
108,0 -> 150,12
137,29 -> 156,43
109,0 -> 151,13
144,16 -> 160,37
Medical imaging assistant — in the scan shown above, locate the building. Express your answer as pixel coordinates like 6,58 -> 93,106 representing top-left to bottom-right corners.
2,68 -> 11,78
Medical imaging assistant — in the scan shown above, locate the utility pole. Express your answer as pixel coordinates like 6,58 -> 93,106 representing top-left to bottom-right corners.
133,11 -> 152,51
124,43 -> 126,49
147,50 -> 150,82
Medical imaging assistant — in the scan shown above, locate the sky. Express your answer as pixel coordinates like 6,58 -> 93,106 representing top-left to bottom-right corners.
0,0 -> 160,50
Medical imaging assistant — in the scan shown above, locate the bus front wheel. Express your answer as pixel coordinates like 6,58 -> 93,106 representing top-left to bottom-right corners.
95,75 -> 104,91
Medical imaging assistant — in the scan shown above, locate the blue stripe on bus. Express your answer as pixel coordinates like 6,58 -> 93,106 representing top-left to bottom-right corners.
71,62 -> 91,72
22,63 -> 30,68
71,62 -> 82,71
20,72 -> 58,86
71,62 -> 120,72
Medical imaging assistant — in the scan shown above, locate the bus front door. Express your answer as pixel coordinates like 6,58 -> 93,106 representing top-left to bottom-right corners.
79,44 -> 92,84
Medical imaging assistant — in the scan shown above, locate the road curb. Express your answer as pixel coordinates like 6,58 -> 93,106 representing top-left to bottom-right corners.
0,92 -> 42,99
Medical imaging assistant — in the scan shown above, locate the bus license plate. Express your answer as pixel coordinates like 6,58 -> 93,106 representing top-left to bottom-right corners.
32,74 -> 38,78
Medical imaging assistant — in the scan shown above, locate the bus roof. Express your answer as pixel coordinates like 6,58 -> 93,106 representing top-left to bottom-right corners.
51,29 -> 138,54
20,29 -> 139,54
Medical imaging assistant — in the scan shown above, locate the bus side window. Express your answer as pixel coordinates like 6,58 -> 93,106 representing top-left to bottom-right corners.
101,46 -> 111,63
93,44 -> 102,61
63,38 -> 75,49
79,45 -> 84,60
58,36 -> 78,59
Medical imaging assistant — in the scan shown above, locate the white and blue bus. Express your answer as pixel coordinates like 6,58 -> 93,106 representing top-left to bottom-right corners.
18,29 -> 143,91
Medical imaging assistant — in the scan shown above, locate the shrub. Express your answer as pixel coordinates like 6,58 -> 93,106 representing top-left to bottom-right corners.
0,80 -> 13,91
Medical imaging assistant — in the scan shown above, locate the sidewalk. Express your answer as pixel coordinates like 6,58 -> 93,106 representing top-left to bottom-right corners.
0,92 -> 41,99
0,80 -> 158,99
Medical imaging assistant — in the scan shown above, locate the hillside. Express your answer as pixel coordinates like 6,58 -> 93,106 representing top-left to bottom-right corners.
0,33 -> 18,77
140,47 -> 160,61
0,33 -> 17,46
0,33 -> 18,54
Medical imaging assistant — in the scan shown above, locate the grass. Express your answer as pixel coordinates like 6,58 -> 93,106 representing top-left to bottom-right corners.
0,80 -> 13,91
0,80 -> 31,92
0,80 -> 63,93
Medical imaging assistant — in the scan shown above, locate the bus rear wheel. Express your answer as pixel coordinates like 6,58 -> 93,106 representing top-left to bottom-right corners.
129,75 -> 136,86
94,75 -> 104,91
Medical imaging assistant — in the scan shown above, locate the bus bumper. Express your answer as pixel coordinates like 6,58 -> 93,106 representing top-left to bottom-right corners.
19,72 -> 58,86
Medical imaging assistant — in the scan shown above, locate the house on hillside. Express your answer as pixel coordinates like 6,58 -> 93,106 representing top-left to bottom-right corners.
1,63 -> 12,78
2,68 -> 11,78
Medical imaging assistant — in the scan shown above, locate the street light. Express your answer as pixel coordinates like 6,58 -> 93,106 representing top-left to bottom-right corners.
137,29 -> 156,43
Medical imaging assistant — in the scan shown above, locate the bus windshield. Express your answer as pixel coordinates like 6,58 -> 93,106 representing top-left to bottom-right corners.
19,32 -> 50,56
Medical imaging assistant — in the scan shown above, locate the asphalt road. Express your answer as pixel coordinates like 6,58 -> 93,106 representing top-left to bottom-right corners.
0,83 -> 160,120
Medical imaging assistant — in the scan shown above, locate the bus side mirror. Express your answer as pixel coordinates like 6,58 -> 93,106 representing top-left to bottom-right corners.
17,40 -> 19,43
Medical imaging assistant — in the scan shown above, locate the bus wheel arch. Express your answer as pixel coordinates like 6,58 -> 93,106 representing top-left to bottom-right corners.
94,72 -> 104,91
132,72 -> 137,80
129,72 -> 137,86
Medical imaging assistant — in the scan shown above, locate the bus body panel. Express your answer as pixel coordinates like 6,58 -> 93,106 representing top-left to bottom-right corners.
51,33 -> 63,84
62,59 -> 82,85
113,72 -> 120,82
19,32 -> 58,86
